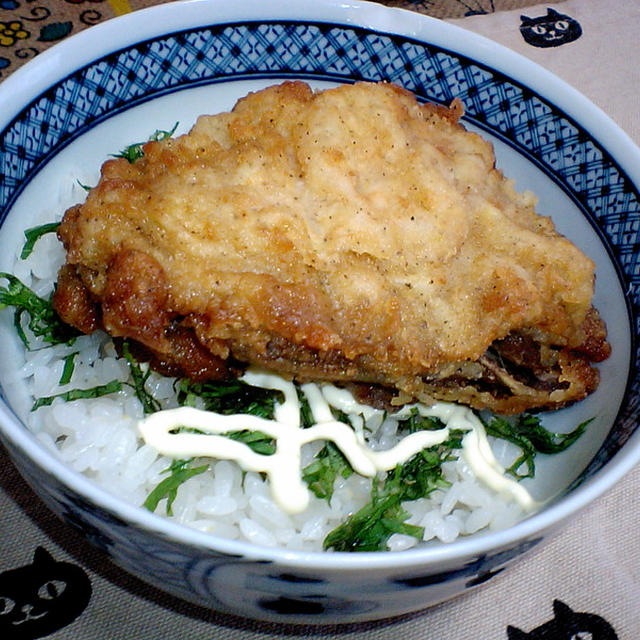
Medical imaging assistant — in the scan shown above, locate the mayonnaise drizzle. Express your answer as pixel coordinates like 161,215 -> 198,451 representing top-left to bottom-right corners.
138,370 -> 536,515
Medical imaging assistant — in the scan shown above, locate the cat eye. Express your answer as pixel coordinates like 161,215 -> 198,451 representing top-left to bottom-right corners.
0,596 -> 15,615
570,633 -> 593,640
37,579 -> 67,600
554,20 -> 570,31
531,25 -> 547,35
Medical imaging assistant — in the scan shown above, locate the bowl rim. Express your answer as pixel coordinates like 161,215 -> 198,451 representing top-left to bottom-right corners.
1,0 -> 639,571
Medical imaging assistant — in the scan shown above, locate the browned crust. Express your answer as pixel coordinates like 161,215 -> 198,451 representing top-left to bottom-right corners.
53,246 -> 609,413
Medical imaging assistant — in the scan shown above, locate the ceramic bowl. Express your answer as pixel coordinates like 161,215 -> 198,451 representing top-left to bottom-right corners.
0,0 -> 639,625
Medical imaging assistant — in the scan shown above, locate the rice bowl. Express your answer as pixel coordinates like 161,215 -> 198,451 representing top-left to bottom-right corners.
0,0 -> 639,624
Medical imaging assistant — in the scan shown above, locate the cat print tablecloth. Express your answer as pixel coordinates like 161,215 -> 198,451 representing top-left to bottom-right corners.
1,1 -> 639,639
0,1 -> 548,76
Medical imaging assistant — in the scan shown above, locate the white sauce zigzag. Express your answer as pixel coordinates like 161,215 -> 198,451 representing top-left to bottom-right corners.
138,369 -> 536,515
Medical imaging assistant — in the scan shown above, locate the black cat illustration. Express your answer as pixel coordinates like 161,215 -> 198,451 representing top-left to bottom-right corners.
0,547 -> 91,639
507,599 -> 618,639
520,8 -> 582,48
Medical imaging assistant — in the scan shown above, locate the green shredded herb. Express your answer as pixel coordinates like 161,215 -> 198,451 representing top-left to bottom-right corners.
323,489 -> 421,553
297,387 -> 315,428
177,378 -> 283,419
483,413 -> 591,479
302,441 -> 353,502
59,351 -> 77,385
121,341 -> 162,415
167,424 -> 276,455
115,142 -> 145,164
32,379 -> 122,411
225,429 -> 276,455
0,273 -> 79,348
20,222 -> 60,259
143,458 -> 208,515
403,409 -> 446,435
323,428 -> 462,552
113,123 -> 179,163
174,378 -> 284,454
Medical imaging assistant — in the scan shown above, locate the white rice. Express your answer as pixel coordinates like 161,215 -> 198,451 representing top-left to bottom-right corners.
2,220 -> 529,552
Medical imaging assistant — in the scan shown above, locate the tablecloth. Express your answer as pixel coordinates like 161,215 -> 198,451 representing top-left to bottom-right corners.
0,0 -> 549,76
1,0 -> 639,637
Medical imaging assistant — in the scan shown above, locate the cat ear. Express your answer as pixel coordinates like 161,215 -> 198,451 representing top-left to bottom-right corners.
33,547 -> 55,565
520,15 -> 533,25
506,625 -> 530,640
552,599 -> 575,621
546,8 -> 561,18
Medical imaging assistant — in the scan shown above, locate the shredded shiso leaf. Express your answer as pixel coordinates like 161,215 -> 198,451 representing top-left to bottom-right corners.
0,272 -> 79,349
143,459 -> 208,515
58,351 -> 77,385
30,380 -> 124,412
20,222 -> 60,260
121,341 -> 162,415
112,123 -> 179,164
177,378 -> 284,419
302,442 -> 353,503
323,424 -> 464,552
483,413 -> 591,479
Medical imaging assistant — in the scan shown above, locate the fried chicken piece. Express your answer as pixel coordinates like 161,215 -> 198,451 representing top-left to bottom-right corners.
53,81 -> 610,414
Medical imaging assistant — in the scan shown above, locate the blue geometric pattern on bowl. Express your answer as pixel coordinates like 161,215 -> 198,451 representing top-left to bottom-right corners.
0,19 -> 638,621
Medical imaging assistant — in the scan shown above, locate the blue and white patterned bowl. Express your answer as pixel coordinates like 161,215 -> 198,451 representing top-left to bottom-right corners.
0,0 -> 639,624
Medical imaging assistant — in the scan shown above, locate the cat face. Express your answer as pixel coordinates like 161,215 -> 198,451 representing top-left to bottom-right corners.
0,547 -> 91,640
520,8 -> 582,48
507,599 -> 618,640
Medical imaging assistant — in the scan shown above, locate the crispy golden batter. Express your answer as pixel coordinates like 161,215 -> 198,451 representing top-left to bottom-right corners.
53,81 -> 610,413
